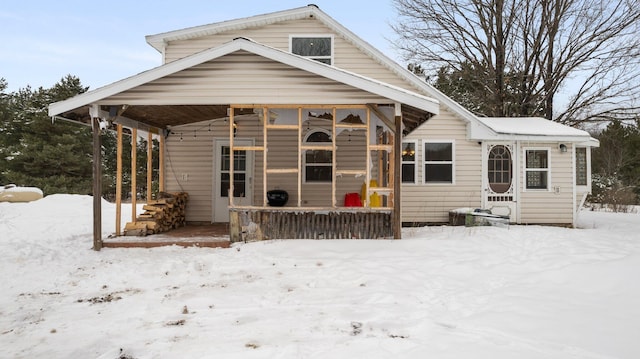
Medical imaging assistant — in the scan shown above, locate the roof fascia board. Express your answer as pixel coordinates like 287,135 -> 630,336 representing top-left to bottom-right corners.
49,39 -> 439,117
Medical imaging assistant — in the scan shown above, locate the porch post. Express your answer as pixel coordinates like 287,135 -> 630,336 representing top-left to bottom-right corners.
115,124 -> 123,236
393,105 -> 402,239
159,133 -> 165,192
91,116 -> 103,250
131,128 -> 137,222
147,131 -> 153,202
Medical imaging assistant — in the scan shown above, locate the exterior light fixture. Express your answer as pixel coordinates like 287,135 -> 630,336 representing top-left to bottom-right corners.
559,143 -> 567,153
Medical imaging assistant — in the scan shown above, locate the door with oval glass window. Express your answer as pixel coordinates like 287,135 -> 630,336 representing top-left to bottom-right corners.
482,143 -> 518,221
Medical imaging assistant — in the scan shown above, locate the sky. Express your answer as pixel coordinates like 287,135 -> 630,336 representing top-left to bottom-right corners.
0,1 -> 400,93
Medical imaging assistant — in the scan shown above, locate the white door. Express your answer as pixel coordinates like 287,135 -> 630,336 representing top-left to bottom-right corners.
482,142 -> 518,222
213,139 -> 253,222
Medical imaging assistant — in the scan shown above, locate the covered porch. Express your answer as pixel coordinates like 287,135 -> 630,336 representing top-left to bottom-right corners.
55,101 -> 432,249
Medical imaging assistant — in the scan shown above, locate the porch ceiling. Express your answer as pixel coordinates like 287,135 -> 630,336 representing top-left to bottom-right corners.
58,104 -> 432,135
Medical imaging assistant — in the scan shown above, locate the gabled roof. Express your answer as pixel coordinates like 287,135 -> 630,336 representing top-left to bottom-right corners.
142,5 -> 499,131
49,38 -> 439,118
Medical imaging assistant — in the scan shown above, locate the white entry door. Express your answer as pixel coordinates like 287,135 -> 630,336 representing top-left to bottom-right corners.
213,139 -> 253,222
482,142 -> 518,222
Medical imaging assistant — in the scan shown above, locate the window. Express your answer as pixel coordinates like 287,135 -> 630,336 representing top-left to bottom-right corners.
304,130 -> 332,182
576,147 -> 588,186
401,142 -> 417,183
488,145 -> 512,193
291,36 -> 332,64
525,149 -> 549,190
424,141 -> 454,183
220,146 -> 246,197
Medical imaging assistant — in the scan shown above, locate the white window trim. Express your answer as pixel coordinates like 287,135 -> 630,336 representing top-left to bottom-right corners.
289,34 -> 334,65
575,146 -> 591,189
401,140 -> 418,184
422,139 -> 456,185
523,147 -> 552,191
302,128 -> 333,184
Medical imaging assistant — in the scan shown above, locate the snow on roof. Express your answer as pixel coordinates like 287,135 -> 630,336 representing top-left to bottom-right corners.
477,117 -> 591,138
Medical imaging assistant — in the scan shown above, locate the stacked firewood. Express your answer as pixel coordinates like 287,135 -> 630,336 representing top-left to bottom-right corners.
124,192 -> 188,236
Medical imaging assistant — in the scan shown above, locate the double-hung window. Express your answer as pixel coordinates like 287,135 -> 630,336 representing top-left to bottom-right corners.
291,36 -> 333,65
401,141 -> 417,183
424,140 -> 454,184
525,149 -> 550,190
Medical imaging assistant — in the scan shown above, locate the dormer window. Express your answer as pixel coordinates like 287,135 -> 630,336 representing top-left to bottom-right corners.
290,36 -> 333,65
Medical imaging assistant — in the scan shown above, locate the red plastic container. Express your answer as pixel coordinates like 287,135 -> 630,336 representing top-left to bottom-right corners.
344,193 -> 362,207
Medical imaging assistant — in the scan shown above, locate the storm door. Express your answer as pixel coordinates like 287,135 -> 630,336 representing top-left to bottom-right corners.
482,143 -> 517,221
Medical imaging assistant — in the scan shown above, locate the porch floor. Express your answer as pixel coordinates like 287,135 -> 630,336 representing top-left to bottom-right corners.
102,223 -> 231,249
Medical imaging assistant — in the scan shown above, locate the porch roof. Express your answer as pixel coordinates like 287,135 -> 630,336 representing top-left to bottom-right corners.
475,117 -> 599,146
48,38 -> 439,131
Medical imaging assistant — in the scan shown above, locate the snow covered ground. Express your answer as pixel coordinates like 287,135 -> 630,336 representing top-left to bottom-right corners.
1,195 -> 639,358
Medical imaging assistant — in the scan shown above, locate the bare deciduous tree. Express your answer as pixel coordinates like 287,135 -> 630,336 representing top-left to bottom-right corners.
392,0 -> 640,125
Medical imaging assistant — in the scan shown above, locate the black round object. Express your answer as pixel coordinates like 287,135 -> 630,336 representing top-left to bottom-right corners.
266,190 -> 288,206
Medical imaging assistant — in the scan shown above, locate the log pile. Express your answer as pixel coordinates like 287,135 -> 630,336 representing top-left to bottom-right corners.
124,192 -> 188,236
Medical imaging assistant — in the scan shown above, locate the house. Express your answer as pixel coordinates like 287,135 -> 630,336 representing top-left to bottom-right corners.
48,5 -> 597,248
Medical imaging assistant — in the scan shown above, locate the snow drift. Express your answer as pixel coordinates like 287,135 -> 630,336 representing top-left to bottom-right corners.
1,195 -> 638,358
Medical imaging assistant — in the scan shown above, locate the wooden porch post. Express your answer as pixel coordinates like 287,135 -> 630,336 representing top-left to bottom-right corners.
394,108 -> 402,239
131,128 -> 137,222
91,117 -> 103,250
115,124 -> 123,236
147,131 -> 153,202
159,133 -> 165,192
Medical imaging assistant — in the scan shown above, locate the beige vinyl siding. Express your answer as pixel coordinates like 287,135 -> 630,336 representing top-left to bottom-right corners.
163,19 -> 418,91
164,122 -> 217,222
165,118 -> 265,222
518,142 -> 574,224
401,106 -> 482,223
103,51 -> 389,106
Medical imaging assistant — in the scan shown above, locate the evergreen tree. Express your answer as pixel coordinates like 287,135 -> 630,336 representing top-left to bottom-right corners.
0,76 -> 93,195
591,120 -> 640,206
0,78 -> 11,184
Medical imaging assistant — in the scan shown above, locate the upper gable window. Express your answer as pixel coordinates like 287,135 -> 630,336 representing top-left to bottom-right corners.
290,36 -> 333,65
